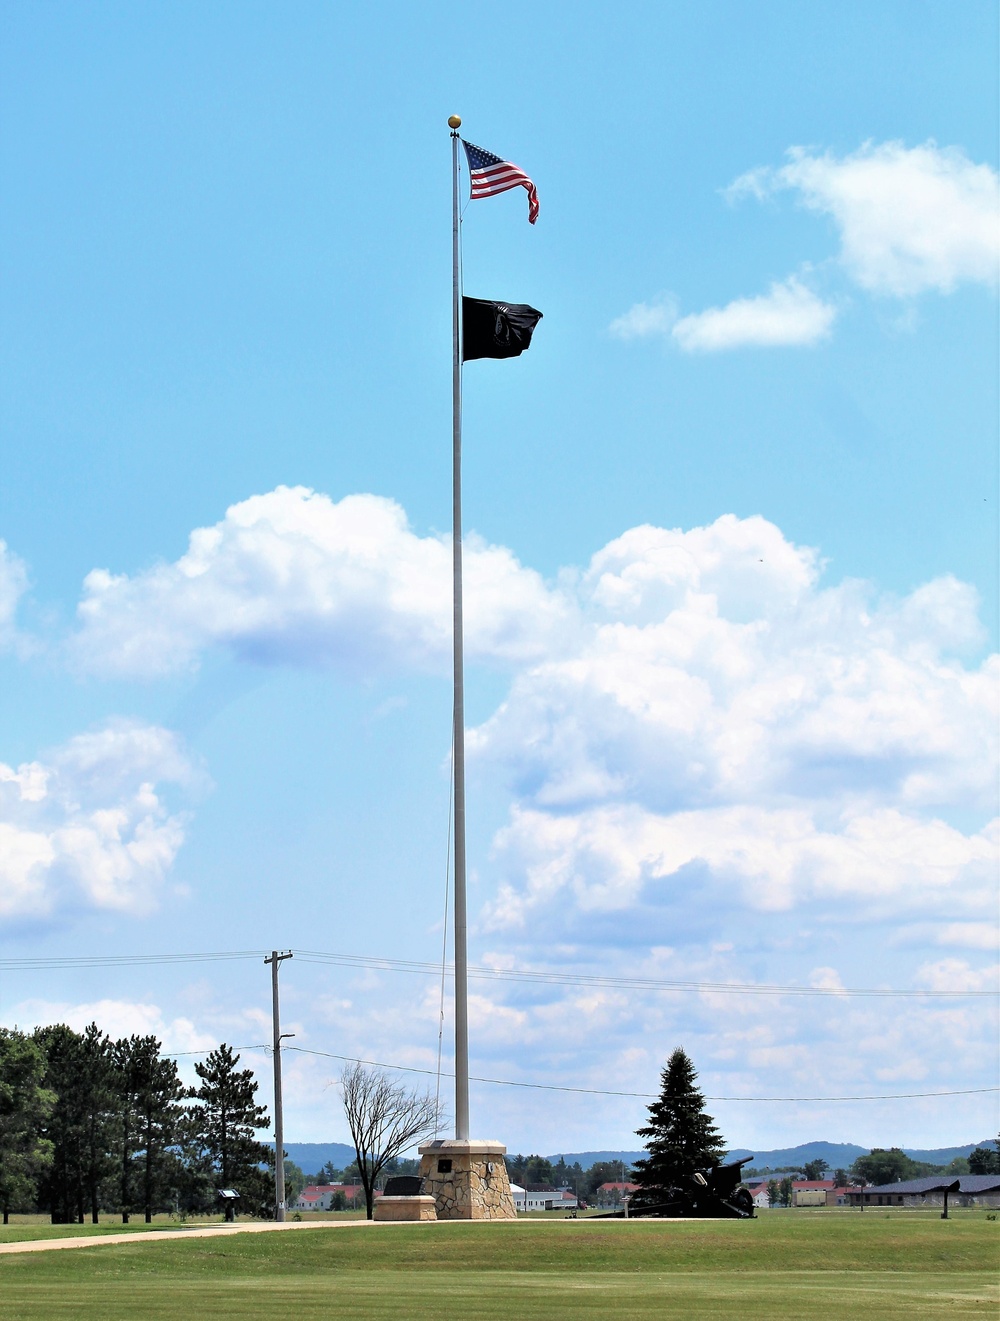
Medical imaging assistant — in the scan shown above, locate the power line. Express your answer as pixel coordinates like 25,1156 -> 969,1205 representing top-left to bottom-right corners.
166,1044 -> 268,1056
0,952 -> 262,970
157,1042 -> 1000,1103
282,1045 -> 1000,1104
4,947 -> 992,998
296,950 -> 998,998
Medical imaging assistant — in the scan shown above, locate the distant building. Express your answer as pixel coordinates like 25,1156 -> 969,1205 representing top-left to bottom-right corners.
746,1180 -> 849,1209
847,1176 -> 1000,1209
792,1180 -> 835,1207
510,1184 -> 580,1212
291,1183 -> 364,1211
596,1181 -> 639,1204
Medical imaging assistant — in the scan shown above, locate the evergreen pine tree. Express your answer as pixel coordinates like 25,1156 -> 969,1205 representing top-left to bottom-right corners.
631,1048 -> 725,1199
79,1024 -> 116,1223
33,1025 -> 86,1224
0,1029 -> 55,1223
137,1045 -> 185,1222
112,1035 -> 185,1222
111,1035 -> 144,1224
34,1023 -> 116,1223
187,1045 -> 272,1218
968,1138 -> 1000,1176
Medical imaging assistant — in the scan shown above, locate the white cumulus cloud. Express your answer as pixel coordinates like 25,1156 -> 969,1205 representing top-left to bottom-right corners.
472,516 -> 994,814
614,140 -> 997,356
484,803 -> 996,930
72,486 -> 571,678
670,277 -> 836,351
468,512 -> 997,944
609,279 -> 835,352
0,721 -> 203,926
914,958 -> 1000,995
609,295 -> 678,340
1,997 -> 216,1054
730,140 -> 1000,297
935,922 -> 999,952
0,539 -> 28,648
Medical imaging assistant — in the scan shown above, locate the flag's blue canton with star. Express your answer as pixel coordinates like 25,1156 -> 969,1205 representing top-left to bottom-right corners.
462,139 -> 539,224
463,142 -> 505,171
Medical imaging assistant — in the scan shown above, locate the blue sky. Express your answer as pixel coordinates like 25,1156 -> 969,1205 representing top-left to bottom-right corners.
1,1 -> 997,1157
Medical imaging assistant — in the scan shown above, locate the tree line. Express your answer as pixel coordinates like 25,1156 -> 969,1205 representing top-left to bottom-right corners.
0,1025 -> 273,1224
504,1154 -> 632,1203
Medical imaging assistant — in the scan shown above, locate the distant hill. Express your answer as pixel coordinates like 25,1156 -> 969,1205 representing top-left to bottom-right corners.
270,1142 -> 356,1173
902,1142 -> 996,1165
275,1137 -> 994,1177
724,1142 -> 867,1168
544,1150 -> 647,1167
544,1140 -> 995,1171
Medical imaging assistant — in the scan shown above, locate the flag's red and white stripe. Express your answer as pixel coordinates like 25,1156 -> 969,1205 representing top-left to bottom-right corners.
464,141 -> 539,224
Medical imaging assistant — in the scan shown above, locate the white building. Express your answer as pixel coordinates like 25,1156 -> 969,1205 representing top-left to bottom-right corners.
291,1183 -> 363,1211
293,1185 -> 337,1211
510,1184 -> 579,1212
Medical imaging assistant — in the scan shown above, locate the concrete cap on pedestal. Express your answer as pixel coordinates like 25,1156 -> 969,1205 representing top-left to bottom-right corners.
418,1139 -> 507,1156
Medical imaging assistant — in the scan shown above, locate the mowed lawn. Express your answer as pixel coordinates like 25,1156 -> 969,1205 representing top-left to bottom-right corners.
0,1213 -> 996,1320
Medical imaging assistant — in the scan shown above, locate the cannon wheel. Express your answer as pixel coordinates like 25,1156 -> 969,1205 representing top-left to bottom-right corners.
731,1187 -> 754,1217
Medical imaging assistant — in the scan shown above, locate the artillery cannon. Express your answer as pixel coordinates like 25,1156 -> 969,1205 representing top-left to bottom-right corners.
596,1157 -> 755,1219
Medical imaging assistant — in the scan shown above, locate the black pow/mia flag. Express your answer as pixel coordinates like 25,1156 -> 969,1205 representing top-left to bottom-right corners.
462,297 -> 543,361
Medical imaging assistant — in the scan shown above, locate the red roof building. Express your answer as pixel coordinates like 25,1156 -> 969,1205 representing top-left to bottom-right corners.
291,1182 -> 365,1211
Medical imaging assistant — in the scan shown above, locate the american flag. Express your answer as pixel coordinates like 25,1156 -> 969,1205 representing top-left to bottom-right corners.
462,140 -> 539,224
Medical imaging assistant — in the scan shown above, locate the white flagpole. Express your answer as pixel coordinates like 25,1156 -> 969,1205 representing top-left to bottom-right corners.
448,114 -> 470,1142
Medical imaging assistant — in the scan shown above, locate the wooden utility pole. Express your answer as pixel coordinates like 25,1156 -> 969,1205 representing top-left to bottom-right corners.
265,950 -> 293,1220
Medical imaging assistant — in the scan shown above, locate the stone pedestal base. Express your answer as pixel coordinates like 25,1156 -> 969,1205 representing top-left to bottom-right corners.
373,1195 -> 438,1222
418,1139 -> 516,1221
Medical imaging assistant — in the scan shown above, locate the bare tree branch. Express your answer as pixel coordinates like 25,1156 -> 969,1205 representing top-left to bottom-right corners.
341,1063 -> 441,1219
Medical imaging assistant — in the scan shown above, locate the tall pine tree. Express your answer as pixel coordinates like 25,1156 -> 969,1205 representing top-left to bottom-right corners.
112,1035 -> 185,1222
136,1045 -> 185,1222
79,1024 -> 116,1223
0,1029 -> 54,1223
187,1045 -> 272,1218
112,1035 -> 143,1224
34,1023 -> 116,1223
631,1048 -> 725,1200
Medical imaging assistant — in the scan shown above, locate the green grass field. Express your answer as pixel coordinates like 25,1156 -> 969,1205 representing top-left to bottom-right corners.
0,1212 -> 996,1320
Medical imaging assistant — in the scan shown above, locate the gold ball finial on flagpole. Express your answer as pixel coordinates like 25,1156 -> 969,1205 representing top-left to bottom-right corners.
448,115 -> 462,129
